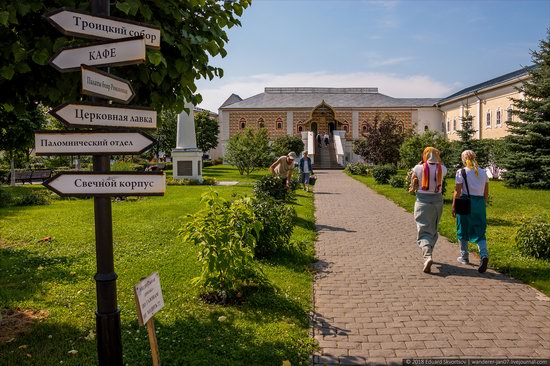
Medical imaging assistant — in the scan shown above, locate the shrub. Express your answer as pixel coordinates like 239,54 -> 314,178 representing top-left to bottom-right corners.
111,161 -> 142,171
0,188 -> 50,207
0,189 -> 11,207
515,215 -> 550,260
399,130 -> 453,169
166,177 -> 217,186
344,162 -> 369,176
253,175 -> 289,201
372,164 -> 397,184
180,191 -> 268,302
251,197 -> 296,257
225,128 -> 271,175
389,175 -> 406,188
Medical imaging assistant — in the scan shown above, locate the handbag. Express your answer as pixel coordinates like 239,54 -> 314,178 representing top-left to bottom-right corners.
454,169 -> 471,215
309,174 -> 317,186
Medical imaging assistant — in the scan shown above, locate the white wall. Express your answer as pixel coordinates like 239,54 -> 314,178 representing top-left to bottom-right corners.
414,107 -> 443,133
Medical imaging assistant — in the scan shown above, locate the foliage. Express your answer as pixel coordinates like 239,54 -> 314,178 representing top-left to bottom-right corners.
225,128 -> 271,175
372,164 -> 397,184
399,130 -> 453,169
251,197 -> 296,258
0,0 -> 251,115
515,215 -> 550,260
195,111 -> 219,153
111,161 -> 142,172
354,113 -> 412,165
502,30 -> 550,188
389,175 -> 406,188
166,176 -> 216,186
481,138 -> 508,179
152,109 -> 178,157
271,135 -> 305,159
180,191 -> 267,302
253,174 -> 290,201
344,162 -> 370,176
0,187 -> 50,207
449,110 -> 489,168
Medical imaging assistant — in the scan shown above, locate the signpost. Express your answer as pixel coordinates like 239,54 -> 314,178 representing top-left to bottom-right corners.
44,172 -> 165,197
39,0 -> 164,364
35,131 -> 156,156
49,102 -> 157,129
49,36 -> 146,72
134,273 -> 164,366
45,8 -> 161,49
81,65 -> 135,104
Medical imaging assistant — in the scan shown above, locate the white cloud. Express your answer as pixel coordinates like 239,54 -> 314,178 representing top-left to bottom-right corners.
196,71 -> 455,112
367,56 -> 412,67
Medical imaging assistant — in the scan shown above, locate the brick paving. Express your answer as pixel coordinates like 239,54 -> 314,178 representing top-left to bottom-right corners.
311,170 -> 550,366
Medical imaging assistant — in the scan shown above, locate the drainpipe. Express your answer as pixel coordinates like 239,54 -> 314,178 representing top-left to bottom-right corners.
435,104 -> 446,135
473,91 -> 482,139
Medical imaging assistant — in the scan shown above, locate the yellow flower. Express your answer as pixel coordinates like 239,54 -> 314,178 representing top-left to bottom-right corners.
282,361 -> 291,366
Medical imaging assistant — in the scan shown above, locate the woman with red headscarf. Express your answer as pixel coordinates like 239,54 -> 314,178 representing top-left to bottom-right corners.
409,147 -> 448,273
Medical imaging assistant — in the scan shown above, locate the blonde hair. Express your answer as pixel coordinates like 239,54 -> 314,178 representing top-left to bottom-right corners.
461,150 -> 479,176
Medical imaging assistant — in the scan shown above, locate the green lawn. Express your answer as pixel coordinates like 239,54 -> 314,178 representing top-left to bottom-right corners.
0,166 -> 317,365
349,173 -> 550,296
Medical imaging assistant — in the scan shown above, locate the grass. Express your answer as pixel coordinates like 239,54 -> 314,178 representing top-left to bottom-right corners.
348,173 -> 550,296
0,166 -> 317,365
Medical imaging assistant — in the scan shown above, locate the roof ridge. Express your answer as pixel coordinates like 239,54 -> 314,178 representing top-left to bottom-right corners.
264,87 -> 379,94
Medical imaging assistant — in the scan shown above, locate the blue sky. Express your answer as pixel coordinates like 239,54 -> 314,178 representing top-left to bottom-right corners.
196,0 -> 550,112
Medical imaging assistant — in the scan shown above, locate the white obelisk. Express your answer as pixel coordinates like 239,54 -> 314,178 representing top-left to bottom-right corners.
172,101 -> 203,181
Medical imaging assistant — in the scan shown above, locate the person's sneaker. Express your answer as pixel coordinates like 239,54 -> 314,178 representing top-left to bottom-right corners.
478,257 -> 489,273
457,256 -> 469,265
423,258 -> 433,273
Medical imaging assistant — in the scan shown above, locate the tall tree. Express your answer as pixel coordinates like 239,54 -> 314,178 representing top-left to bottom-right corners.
452,109 -> 488,168
271,135 -> 304,159
399,130 -> 453,169
503,30 -> 550,189
153,109 -> 178,157
354,113 -> 411,165
195,111 -> 219,154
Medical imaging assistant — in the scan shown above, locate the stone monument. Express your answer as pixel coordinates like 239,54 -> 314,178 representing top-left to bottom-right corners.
172,101 -> 203,182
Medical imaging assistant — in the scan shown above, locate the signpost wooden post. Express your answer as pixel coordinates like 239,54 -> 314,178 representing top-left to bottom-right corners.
134,273 -> 164,366
39,1 -> 164,364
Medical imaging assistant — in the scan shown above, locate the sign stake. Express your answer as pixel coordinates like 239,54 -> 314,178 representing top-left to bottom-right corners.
146,319 -> 161,366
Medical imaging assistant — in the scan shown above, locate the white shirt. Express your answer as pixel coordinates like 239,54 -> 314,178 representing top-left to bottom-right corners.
413,163 -> 448,194
455,167 -> 488,196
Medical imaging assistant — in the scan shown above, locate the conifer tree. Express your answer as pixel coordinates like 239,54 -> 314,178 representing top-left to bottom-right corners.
503,30 -> 550,189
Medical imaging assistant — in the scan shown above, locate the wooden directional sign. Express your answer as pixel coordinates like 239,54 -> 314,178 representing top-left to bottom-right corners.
50,102 -> 156,129
44,172 -> 165,197
35,130 -> 155,156
49,36 -> 146,72
81,65 -> 135,104
45,8 -> 161,49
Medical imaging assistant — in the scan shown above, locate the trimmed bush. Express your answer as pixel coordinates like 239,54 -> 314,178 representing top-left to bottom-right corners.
372,164 -> 397,184
389,175 -> 406,188
253,175 -> 289,201
516,215 -> 550,260
252,197 -> 296,257
166,177 -> 217,186
344,163 -> 369,176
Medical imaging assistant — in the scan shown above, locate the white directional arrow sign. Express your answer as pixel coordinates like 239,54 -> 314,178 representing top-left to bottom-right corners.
35,131 -> 156,156
49,36 -> 146,72
45,8 -> 161,49
44,172 -> 165,197
50,102 -> 156,129
81,65 -> 135,104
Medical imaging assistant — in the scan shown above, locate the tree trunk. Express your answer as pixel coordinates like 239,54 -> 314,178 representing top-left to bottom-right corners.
10,156 -> 15,187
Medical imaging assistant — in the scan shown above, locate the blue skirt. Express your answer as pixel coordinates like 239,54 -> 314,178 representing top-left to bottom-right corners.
457,195 -> 487,243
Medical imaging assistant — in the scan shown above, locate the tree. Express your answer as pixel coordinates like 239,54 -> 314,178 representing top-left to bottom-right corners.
0,107 -> 46,185
452,110 -> 488,168
399,130 -> 453,169
354,113 -> 411,165
270,135 -> 304,159
502,30 -> 550,189
225,128 -> 271,175
195,111 -> 219,154
152,109 -> 178,158
0,0 -> 250,114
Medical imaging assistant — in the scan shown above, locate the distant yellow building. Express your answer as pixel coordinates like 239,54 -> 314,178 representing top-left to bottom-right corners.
437,66 -> 533,141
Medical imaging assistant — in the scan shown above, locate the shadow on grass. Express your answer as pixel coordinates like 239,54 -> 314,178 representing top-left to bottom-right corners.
0,247 -> 75,304
487,217 -> 515,227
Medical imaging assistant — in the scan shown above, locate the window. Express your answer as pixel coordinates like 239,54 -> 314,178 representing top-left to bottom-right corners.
257,118 -> 265,128
343,125 -> 349,132
446,120 -> 450,133
453,118 -> 456,131
424,125 -> 429,131
486,111 -> 491,128
362,124 -> 367,133
507,106 -> 513,122
496,109 -> 501,126
275,117 -> 283,130
239,118 -> 246,129
298,126 -> 303,132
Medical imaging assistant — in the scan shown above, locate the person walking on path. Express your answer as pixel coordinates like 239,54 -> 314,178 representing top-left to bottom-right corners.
269,152 -> 296,190
323,133 -> 330,147
452,149 -> 490,273
299,151 -> 313,192
410,147 -> 447,273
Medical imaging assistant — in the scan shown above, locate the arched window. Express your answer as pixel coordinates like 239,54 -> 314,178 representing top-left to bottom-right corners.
239,118 -> 246,129
496,109 -> 501,126
362,124 -> 367,133
343,125 -> 349,132
298,126 -> 303,132
486,111 -> 491,128
507,106 -> 513,122
257,118 -> 265,128
446,120 -> 450,133
424,125 -> 429,131
276,117 -> 283,130
453,118 -> 456,131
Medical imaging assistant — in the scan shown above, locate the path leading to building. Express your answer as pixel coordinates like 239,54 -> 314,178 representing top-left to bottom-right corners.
312,170 -> 550,366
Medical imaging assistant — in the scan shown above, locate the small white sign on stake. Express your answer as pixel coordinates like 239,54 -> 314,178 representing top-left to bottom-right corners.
134,272 -> 164,326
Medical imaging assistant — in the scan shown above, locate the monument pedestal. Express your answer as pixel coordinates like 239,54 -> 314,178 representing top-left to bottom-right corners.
172,149 -> 203,182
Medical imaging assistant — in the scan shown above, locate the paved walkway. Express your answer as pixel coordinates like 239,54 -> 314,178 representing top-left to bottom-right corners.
312,170 -> 550,366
